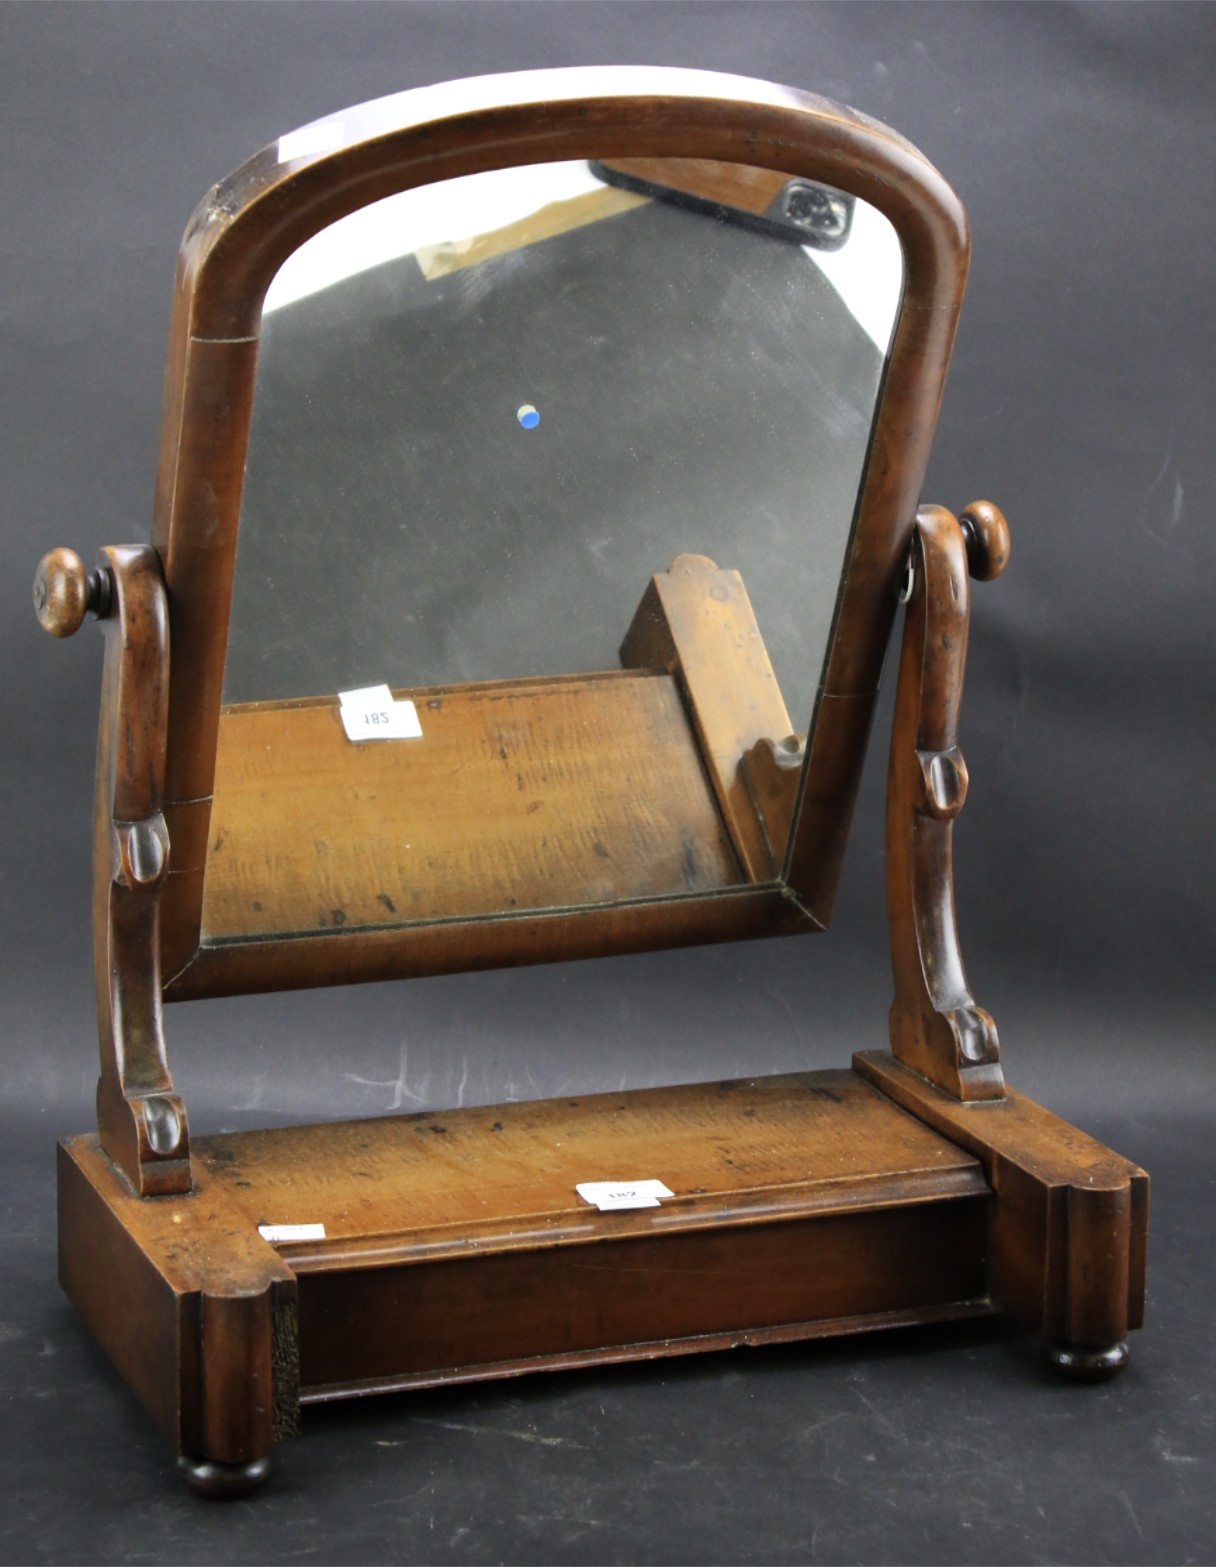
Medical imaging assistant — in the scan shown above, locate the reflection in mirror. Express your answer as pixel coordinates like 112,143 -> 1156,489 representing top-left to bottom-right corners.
203,158 -> 902,943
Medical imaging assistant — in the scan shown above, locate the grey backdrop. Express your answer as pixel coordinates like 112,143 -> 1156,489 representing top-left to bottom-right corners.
1,4 -> 1212,1563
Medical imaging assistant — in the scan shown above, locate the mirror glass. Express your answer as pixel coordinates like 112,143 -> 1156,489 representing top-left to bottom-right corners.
202,158 -> 902,942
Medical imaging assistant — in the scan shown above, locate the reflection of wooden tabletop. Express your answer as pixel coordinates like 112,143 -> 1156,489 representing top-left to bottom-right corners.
203,672 -> 742,941
204,551 -> 799,940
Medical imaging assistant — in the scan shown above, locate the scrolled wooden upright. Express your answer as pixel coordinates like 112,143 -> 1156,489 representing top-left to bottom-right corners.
38,544 -> 191,1196
886,501 -> 1008,1102
33,67 -> 1148,1498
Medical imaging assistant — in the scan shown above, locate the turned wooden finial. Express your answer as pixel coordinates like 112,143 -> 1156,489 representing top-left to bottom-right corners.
959,501 -> 1010,582
33,548 -> 110,636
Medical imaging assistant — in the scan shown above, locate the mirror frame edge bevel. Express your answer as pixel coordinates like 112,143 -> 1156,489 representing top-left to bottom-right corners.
150,66 -> 969,1002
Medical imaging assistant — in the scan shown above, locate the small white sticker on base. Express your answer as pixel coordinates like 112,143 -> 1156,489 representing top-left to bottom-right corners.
338,683 -> 423,742
258,1222 -> 327,1244
576,1179 -> 675,1212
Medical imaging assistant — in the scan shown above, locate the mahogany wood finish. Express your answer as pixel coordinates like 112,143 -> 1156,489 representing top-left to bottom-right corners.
147,67 -> 971,994
59,1071 -> 993,1482
741,735 -> 808,863
91,547 -> 193,1196
855,1052 -> 1148,1374
32,546 -> 99,637
37,544 -> 191,1194
885,502 -> 1009,1101
33,69 -> 1149,1496
58,1136 -> 295,1496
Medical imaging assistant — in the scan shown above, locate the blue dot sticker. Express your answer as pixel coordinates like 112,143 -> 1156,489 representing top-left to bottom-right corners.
517,404 -> 540,430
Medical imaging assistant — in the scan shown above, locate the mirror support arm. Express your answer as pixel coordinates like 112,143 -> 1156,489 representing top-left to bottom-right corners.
885,501 -> 1010,1103
36,544 -> 192,1194
92,546 -> 191,1193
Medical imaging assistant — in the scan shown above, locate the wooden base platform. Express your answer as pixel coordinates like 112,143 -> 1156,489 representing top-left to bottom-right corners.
57,1055 -> 1148,1494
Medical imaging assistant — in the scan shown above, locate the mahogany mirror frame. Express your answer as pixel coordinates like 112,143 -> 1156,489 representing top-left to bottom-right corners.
145,66 -> 968,1003
33,67 -> 1151,1500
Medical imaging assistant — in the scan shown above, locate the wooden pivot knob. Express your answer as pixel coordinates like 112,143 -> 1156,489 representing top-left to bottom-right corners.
959,501 -> 1010,582
33,548 -> 108,635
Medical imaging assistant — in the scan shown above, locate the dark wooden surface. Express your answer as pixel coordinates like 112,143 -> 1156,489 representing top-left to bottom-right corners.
856,1053 -> 1148,1357
58,1136 -> 295,1469
29,65 -> 1150,1504
193,1068 -> 985,1263
885,502 -> 1010,1101
87,547 -> 192,1195
58,1066 -> 992,1476
55,1055 -> 1151,1489
9,2 -> 1213,1554
198,1067 -> 990,1396
144,67 -> 971,990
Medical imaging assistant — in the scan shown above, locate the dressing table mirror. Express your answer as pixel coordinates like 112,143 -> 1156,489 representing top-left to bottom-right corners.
33,67 -> 1148,1498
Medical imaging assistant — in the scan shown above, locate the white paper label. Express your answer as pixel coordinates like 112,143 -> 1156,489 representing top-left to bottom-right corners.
338,684 -> 423,742
576,1179 -> 675,1212
258,1222 -> 326,1243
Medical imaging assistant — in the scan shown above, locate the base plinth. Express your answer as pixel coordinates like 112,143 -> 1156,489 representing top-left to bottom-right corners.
57,1059 -> 1148,1494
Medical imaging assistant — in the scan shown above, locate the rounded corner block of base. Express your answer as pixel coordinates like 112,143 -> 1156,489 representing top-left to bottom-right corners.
1044,1340 -> 1130,1383
177,1453 -> 272,1500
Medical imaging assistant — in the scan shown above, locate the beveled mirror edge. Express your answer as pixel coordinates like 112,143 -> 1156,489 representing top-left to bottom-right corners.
148,66 -> 968,1000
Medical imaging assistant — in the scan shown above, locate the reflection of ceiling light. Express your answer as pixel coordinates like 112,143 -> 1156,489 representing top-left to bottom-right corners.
277,120 -> 347,164
802,199 -> 904,353
263,161 -> 606,313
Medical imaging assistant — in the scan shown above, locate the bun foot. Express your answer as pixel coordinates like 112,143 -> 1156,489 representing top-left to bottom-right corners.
1045,1340 -> 1130,1383
177,1454 -> 271,1499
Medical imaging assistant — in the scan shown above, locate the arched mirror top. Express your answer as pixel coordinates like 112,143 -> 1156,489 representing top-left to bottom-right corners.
172,67 -> 966,341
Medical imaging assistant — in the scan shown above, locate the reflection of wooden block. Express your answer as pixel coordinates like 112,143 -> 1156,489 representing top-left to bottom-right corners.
741,733 -> 806,871
620,553 -> 797,880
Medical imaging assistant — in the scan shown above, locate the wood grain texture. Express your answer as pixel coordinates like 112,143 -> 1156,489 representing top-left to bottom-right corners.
146,68 -> 970,989
33,547 -> 92,637
201,672 -> 742,941
89,546 -> 192,1194
856,1051 -> 1148,1356
741,734 -> 806,863
41,72 -> 1154,1493
58,1137 -> 296,1467
191,1068 -> 989,1396
193,1069 -> 986,1263
621,553 -> 797,880
294,1202 -> 988,1396
885,504 -> 1007,1101
59,1067 -> 995,1474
